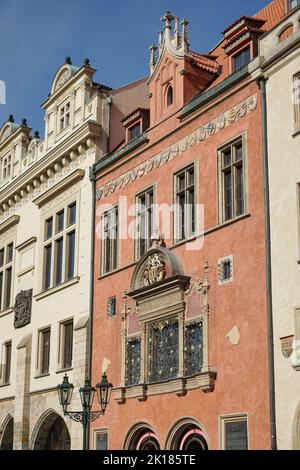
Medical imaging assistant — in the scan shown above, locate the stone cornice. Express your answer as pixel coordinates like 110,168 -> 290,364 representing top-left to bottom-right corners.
96,94 -> 257,201
32,168 -> 85,207
0,121 -> 100,222
0,214 -> 20,234
16,236 -> 37,251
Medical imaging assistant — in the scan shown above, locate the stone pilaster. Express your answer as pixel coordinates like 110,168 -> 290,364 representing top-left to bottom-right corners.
13,334 -> 32,450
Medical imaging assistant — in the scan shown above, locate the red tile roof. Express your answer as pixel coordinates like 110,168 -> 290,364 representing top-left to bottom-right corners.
121,107 -> 149,124
254,0 -> 286,29
188,51 -> 220,74
222,16 -> 265,35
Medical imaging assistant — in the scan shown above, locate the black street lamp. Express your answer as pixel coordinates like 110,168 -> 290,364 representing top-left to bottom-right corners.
57,373 -> 112,450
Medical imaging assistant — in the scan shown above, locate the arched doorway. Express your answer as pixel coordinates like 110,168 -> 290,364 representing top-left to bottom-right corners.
166,418 -> 209,450
0,416 -> 14,450
33,411 -> 70,450
124,423 -> 160,450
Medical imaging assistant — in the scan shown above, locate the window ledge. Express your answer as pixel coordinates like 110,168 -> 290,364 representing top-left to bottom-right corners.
0,382 -> 11,388
55,367 -> 73,374
0,307 -> 13,318
34,373 -> 50,379
35,276 -> 80,301
112,370 -> 216,404
293,127 -> 300,138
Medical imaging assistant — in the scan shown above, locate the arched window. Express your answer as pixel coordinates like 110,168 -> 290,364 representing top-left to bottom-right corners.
166,85 -> 173,107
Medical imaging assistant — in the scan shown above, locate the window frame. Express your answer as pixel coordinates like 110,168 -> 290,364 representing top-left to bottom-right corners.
293,72 -> 300,133
1,154 -> 12,181
219,414 -> 249,450
135,186 -> 155,260
93,429 -> 108,450
174,164 -> 196,243
0,239 -> 14,312
58,318 -> 74,371
59,100 -> 71,132
0,340 -> 12,386
218,135 -> 247,224
101,205 -> 119,275
232,47 -> 251,73
128,121 -> 141,142
37,327 -> 51,377
41,199 -> 78,292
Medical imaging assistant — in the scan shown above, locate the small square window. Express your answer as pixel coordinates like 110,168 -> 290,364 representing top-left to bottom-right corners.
220,416 -> 248,450
218,256 -> 233,284
233,47 -> 251,73
107,297 -> 117,317
6,243 -> 13,264
128,122 -> 141,141
95,431 -> 108,450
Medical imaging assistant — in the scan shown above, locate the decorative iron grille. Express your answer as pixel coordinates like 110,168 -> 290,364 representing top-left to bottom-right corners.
125,336 -> 141,386
147,317 -> 179,383
184,320 -> 203,376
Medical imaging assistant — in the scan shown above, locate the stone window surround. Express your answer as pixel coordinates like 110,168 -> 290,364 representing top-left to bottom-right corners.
35,326 -> 51,378
218,413 -> 249,450
217,132 -> 248,225
0,340 -> 12,386
114,269 -> 216,404
218,255 -> 234,285
100,204 -> 119,275
134,184 -> 156,261
0,225 -> 17,313
57,317 -> 74,372
93,428 -> 109,450
294,72 -> 300,134
39,192 -> 80,294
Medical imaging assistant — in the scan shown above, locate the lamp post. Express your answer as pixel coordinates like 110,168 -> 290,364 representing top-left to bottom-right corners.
57,373 -> 112,450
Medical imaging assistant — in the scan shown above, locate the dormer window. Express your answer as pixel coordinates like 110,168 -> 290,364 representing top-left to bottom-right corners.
290,0 -> 300,10
59,102 -> 70,131
2,155 -> 11,180
122,108 -> 150,144
129,122 -> 141,141
233,47 -> 251,72
166,85 -> 173,107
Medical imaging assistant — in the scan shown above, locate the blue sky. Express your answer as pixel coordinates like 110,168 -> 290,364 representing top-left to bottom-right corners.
0,0 -> 270,134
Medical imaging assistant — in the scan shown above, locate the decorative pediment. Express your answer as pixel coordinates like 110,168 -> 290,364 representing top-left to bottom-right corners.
130,245 -> 183,292
50,60 -> 79,96
0,120 -> 20,145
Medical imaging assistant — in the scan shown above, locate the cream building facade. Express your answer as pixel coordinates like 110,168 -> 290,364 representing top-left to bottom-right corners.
258,6 -> 300,450
0,58 -> 111,449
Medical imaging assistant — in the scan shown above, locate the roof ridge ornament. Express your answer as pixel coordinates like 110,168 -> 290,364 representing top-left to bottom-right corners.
8,114 -> 14,123
149,12 -> 190,76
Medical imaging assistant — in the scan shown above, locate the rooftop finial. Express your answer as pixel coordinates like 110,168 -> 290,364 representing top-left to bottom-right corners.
149,44 -> 157,75
21,118 -> 27,126
34,130 -> 40,139
161,11 -> 174,29
174,17 -> 180,49
181,18 -> 189,52
83,57 -> 90,67
8,114 -> 14,123
65,56 -> 72,65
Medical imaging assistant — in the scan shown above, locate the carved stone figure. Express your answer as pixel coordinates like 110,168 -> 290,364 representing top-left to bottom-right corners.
13,289 -> 33,329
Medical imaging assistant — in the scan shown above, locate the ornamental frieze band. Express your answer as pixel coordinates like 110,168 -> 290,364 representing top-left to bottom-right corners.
96,94 -> 257,201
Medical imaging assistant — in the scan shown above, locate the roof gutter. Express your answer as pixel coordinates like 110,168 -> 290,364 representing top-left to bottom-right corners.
258,75 -> 277,451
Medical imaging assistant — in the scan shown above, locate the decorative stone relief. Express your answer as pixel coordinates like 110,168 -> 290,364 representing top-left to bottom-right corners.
13,289 -> 33,329
143,253 -> 166,286
96,94 -> 257,200
226,326 -> 240,346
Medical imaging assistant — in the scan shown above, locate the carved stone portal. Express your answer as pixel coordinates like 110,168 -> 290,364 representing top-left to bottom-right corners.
13,289 -> 33,329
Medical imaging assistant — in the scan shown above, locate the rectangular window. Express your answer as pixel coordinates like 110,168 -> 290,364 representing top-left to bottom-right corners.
102,206 -> 119,274
42,201 -> 77,290
136,188 -> 154,259
220,415 -> 248,450
2,155 -> 11,180
0,241 -> 14,311
107,296 -> 117,317
1,341 -> 12,385
60,102 -> 70,131
233,47 -> 251,72
175,165 -> 195,242
129,122 -> 141,141
59,320 -> 73,370
294,73 -> 300,131
94,431 -> 108,450
39,328 -> 51,376
147,318 -> 179,383
220,138 -> 245,223
218,256 -> 234,284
